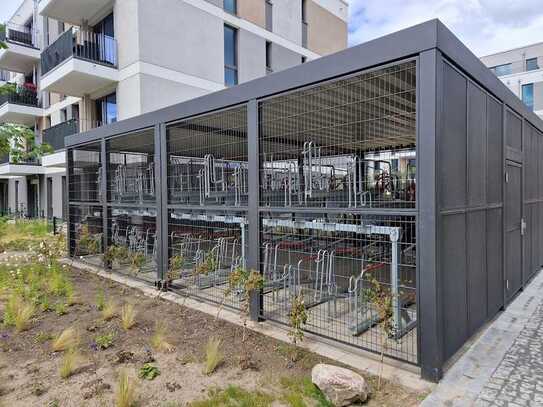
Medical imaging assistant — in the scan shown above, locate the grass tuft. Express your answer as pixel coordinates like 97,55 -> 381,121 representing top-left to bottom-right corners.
121,303 -> 136,330
14,300 -> 34,332
203,337 -> 223,375
190,385 -> 274,407
116,369 -> 136,407
150,322 -> 175,352
52,327 -> 79,352
279,376 -> 332,407
101,298 -> 117,321
59,347 -> 79,379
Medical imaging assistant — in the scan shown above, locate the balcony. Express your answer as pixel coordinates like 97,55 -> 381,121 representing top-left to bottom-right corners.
43,118 -> 79,151
0,23 -> 41,73
40,28 -> 118,97
42,119 -> 103,167
39,0 -> 113,27
0,152 -> 44,176
0,84 -> 42,126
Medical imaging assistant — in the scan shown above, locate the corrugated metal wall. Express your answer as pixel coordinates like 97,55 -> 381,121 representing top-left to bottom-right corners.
437,59 -> 543,363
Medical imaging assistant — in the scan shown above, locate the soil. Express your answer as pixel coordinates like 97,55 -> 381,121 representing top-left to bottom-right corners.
0,265 -> 424,406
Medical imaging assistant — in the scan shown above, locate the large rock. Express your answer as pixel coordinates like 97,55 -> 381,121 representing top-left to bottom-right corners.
311,363 -> 369,406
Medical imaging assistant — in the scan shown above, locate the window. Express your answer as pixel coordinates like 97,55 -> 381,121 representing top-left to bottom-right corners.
96,92 -> 117,125
302,0 -> 307,22
522,83 -> 534,111
302,56 -> 307,64
224,0 -> 236,14
58,21 -> 65,34
491,63 -> 512,77
224,25 -> 238,87
60,108 -> 67,123
265,0 -> 273,31
526,57 -> 539,72
266,41 -> 272,73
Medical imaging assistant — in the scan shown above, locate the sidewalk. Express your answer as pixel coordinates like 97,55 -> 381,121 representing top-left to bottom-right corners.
421,270 -> 543,406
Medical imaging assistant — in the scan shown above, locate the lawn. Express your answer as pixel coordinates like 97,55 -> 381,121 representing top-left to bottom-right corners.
0,221 -> 424,406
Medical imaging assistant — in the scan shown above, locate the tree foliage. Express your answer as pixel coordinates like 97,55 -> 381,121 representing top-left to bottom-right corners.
0,24 -> 7,49
0,123 -> 53,163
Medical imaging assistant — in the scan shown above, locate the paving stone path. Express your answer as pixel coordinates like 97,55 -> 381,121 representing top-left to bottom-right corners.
476,303 -> 543,407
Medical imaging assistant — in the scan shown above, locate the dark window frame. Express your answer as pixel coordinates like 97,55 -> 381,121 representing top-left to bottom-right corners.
526,57 -> 539,72
224,25 -> 238,87
266,41 -> 272,73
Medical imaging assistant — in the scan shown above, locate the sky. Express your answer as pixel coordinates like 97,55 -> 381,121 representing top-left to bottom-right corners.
347,0 -> 543,56
2,0 -> 543,57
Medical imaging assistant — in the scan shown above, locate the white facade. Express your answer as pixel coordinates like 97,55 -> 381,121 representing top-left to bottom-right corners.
0,0 -> 348,218
481,43 -> 543,119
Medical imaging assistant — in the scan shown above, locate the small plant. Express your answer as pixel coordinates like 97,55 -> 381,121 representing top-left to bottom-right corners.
59,347 -> 79,379
102,299 -> 117,321
54,302 -> 67,316
138,363 -> 161,380
203,337 -> 223,375
96,289 -> 106,311
95,332 -> 115,350
287,293 -> 308,361
121,303 -> 137,330
52,327 -> 79,352
104,245 -> 129,266
129,252 -> 146,274
35,331 -> 53,344
116,370 -> 136,407
364,278 -> 394,390
14,300 -> 34,332
40,295 -> 51,312
3,292 -> 23,326
167,254 -> 185,281
150,321 -> 174,352
193,253 -> 218,277
191,385 -> 274,407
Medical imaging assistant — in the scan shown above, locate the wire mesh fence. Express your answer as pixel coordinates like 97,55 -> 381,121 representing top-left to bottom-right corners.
167,106 -> 248,207
260,212 -> 418,364
107,129 -> 156,205
259,61 -> 416,209
69,204 -> 103,267
166,209 -> 246,310
68,143 -> 102,203
105,206 -> 158,283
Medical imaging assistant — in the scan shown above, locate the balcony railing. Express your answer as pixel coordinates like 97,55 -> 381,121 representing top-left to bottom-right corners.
43,119 -> 79,151
0,84 -> 38,107
1,22 -> 36,48
0,152 -> 40,166
41,28 -> 118,76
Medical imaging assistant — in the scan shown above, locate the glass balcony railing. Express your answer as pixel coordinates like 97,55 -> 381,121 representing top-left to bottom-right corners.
41,28 -> 118,76
42,119 -> 79,151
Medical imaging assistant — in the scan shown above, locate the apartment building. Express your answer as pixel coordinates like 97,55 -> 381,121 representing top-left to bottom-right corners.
0,0 -> 348,219
481,42 -> 543,119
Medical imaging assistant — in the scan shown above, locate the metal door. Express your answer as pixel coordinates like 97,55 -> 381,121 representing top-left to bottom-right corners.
505,161 -> 523,300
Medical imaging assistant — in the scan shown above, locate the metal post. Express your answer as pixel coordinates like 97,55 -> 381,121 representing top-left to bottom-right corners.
100,139 -> 108,265
155,123 -> 168,288
418,49 -> 443,382
66,149 -> 73,257
247,99 -> 261,321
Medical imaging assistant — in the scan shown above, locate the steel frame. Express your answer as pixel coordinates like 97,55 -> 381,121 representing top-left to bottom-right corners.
65,20 -> 543,382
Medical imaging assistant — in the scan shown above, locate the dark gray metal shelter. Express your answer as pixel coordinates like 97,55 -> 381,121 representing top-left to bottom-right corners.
65,19 -> 543,382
